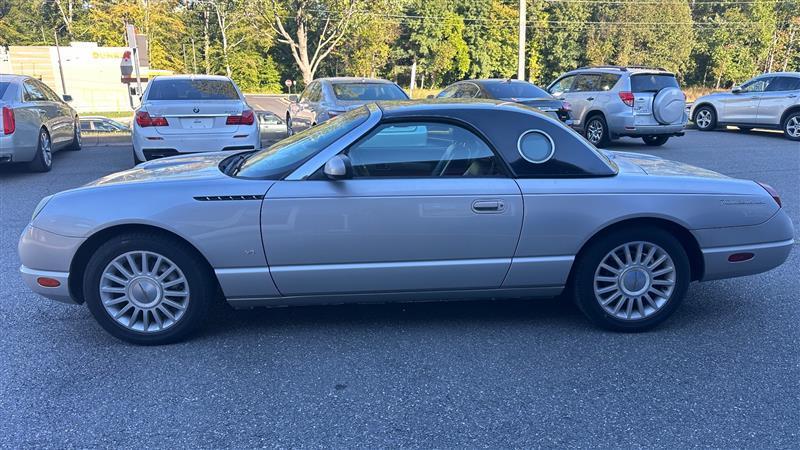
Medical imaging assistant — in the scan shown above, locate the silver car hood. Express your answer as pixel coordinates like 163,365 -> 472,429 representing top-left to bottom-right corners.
86,152 -> 232,187
605,151 -> 728,179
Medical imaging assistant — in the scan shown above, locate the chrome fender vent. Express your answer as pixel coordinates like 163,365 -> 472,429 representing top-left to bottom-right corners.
193,195 -> 264,201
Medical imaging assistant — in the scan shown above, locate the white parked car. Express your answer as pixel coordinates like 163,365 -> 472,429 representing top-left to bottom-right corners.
691,72 -> 800,141
132,75 -> 260,164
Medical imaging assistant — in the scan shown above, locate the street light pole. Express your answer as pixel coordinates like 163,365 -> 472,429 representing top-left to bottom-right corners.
518,0 -> 526,81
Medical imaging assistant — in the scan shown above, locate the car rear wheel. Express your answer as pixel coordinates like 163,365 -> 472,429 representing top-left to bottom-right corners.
133,149 -> 145,165
572,227 -> 690,332
642,135 -> 669,146
28,129 -> 53,172
286,115 -> 294,136
783,112 -> 800,141
83,232 -> 215,345
65,121 -> 82,151
584,115 -> 609,147
694,106 -> 716,131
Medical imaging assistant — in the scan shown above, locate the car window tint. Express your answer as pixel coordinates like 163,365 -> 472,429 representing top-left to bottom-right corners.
0,82 -> 9,98
437,85 -> 459,98
236,106 -> 369,179
549,76 -> 575,95
572,74 -> 602,92
484,81 -> 549,99
346,121 -> 503,178
332,83 -> 408,100
740,78 -> 771,93
765,76 -> 800,92
147,79 -> 239,100
630,74 -> 679,92
80,121 -> 92,131
23,80 -> 47,101
599,74 -> 621,91
306,82 -> 322,102
37,82 -> 61,102
455,83 -> 480,98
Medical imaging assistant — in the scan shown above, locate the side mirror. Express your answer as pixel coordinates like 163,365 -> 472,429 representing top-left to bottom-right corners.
289,94 -> 299,103
62,94 -> 73,102
732,86 -> 742,94
323,154 -> 353,180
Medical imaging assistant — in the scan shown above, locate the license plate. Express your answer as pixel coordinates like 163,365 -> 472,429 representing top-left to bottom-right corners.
180,117 -> 213,129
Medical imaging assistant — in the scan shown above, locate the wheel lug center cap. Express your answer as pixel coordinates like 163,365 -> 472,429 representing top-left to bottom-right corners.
128,277 -> 161,307
620,268 -> 650,296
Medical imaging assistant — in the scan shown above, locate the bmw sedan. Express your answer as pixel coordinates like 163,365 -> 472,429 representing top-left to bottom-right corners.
0,74 -> 81,172
132,75 -> 260,164
19,101 -> 794,344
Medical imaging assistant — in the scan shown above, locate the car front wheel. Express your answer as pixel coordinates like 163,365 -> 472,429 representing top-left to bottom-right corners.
572,227 -> 690,332
783,112 -> 800,141
83,232 -> 215,345
65,121 -> 82,151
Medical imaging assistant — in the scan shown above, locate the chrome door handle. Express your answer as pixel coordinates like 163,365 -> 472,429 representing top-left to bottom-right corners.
472,200 -> 504,213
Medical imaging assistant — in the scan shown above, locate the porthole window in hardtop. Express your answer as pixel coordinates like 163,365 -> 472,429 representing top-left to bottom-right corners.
518,131 -> 554,164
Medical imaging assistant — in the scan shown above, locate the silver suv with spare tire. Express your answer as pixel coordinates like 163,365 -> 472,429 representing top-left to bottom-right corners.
548,66 -> 687,147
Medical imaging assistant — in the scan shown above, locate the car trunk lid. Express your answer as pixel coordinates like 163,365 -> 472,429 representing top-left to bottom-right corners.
143,100 -> 243,135
604,151 -> 728,179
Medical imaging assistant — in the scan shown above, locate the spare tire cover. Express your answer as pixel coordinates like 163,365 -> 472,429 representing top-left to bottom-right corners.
653,87 -> 684,124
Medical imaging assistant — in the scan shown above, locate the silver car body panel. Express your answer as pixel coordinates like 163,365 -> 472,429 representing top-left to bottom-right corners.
19,103 -> 794,307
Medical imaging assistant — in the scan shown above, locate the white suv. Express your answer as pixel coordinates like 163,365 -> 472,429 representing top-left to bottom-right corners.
132,75 -> 260,164
691,72 -> 800,141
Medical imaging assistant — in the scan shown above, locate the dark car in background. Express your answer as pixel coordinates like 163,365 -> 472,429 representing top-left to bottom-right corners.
437,79 -> 573,124
286,77 -> 409,134
80,116 -> 130,133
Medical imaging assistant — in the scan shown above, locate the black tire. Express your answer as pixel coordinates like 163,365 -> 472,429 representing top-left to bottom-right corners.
64,120 -> 82,151
286,114 -> 294,136
782,111 -> 800,141
642,135 -> 670,146
584,115 -> 610,147
572,227 -> 690,332
133,149 -> 145,165
28,128 -> 53,172
693,106 -> 716,131
83,232 -> 215,345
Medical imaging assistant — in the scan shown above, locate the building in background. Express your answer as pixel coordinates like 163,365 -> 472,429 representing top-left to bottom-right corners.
0,42 -> 163,113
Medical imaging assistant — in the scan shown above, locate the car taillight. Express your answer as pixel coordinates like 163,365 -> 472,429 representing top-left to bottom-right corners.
135,111 -> 168,127
618,91 -> 635,107
226,110 -> 254,125
757,182 -> 782,208
2,106 -> 15,135
561,101 -> 572,111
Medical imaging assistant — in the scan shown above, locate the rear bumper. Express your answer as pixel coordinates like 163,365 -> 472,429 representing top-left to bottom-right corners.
133,125 -> 260,161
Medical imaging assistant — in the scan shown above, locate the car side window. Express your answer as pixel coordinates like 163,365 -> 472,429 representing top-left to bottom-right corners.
307,83 -> 322,102
741,78 -> 772,93
549,76 -> 575,95
572,74 -> 601,92
37,82 -> 61,102
456,83 -> 480,98
438,85 -> 459,98
765,77 -> 800,92
23,80 -> 47,102
599,74 -> 621,91
346,121 -> 504,178
80,121 -> 92,131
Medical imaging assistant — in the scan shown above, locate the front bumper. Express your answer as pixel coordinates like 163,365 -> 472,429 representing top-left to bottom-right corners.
19,265 -> 75,304
18,225 -> 85,304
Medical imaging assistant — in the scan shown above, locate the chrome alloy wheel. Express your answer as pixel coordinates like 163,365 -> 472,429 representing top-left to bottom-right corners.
593,241 -> 676,321
695,109 -> 712,129
786,116 -> 800,138
40,131 -> 52,166
99,251 -> 190,333
586,119 -> 604,144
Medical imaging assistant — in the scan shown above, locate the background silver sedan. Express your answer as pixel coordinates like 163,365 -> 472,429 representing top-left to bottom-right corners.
0,74 -> 81,171
691,72 -> 800,140
18,101 -> 794,344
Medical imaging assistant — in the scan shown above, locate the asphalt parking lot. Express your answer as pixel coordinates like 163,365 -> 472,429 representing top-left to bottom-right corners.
1,128 -> 798,447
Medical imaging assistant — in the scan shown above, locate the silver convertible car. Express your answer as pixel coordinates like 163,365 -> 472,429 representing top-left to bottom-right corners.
19,101 -> 794,344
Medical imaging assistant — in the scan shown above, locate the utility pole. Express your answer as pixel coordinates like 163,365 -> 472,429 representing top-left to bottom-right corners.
517,0 -> 526,81
53,30 -> 68,96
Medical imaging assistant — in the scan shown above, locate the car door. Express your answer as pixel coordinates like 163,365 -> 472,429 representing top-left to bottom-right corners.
722,77 -> 772,123
37,81 -> 73,146
21,80 -> 50,139
756,76 -> 800,125
553,74 -> 597,127
261,120 -> 524,296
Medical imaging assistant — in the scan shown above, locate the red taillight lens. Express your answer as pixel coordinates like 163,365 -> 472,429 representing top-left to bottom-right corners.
226,109 -> 255,125
618,91 -> 635,107
135,111 -> 168,127
757,182 -> 782,208
3,106 -> 15,135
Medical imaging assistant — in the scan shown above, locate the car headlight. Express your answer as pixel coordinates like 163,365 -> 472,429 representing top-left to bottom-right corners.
31,195 -> 53,221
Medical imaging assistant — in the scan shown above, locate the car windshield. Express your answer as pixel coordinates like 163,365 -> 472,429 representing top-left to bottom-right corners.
331,83 -> 408,101
484,82 -> 550,99
630,74 -> 679,92
233,107 -> 370,179
147,79 -> 240,101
